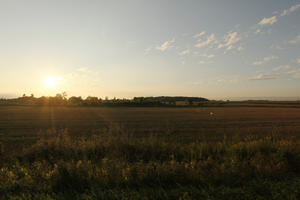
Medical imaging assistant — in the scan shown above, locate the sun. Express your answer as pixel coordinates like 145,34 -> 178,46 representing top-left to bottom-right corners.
43,77 -> 62,88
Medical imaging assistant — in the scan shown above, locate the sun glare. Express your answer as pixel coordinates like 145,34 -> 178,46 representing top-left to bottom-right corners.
44,77 -> 62,88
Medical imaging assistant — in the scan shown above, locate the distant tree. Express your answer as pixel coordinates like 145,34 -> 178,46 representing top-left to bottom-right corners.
50,93 -> 66,105
62,92 -> 67,100
36,96 -> 49,106
85,96 -> 99,106
68,96 -> 83,106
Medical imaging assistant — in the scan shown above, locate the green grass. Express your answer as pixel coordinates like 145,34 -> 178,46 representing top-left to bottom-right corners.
0,128 -> 299,200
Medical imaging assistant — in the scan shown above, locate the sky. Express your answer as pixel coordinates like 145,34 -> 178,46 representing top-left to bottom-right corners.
0,0 -> 299,100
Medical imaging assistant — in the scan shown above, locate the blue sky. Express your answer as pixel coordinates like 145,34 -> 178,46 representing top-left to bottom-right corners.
0,0 -> 299,99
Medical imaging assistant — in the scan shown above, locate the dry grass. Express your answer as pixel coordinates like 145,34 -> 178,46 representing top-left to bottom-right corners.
0,106 -> 299,199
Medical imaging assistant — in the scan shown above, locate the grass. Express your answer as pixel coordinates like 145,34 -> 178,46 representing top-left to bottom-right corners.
0,106 -> 299,199
0,128 -> 299,200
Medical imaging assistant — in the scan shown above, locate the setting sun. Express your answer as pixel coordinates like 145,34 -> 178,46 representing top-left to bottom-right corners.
43,77 -> 62,88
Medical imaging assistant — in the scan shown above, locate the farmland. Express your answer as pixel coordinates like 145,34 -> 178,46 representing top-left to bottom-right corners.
1,106 -> 300,141
0,106 -> 299,199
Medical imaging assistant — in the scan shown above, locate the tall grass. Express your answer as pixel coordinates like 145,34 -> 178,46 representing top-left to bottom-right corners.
0,127 -> 299,200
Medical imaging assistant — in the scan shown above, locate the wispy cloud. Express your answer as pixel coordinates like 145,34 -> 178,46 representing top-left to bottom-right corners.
199,53 -> 215,59
156,38 -> 175,51
258,16 -> 277,26
289,35 -> 300,44
273,65 -> 293,71
285,69 -> 300,79
237,46 -> 243,51
255,4 -> 299,31
215,78 -> 241,84
194,33 -> 217,48
252,61 -> 264,66
199,60 -> 213,65
218,31 -> 241,51
249,73 -> 279,80
281,4 -> 300,16
255,29 -> 261,34
252,55 -> 278,65
178,49 -> 190,56
193,31 -> 206,39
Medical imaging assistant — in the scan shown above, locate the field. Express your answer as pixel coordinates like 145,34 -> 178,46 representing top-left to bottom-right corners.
0,106 -> 299,199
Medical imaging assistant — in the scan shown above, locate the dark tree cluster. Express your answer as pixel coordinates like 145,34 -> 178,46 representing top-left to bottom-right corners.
0,93 -> 209,107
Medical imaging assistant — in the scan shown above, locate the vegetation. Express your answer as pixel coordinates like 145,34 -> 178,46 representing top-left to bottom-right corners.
0,128 -> 299,200
0,106 -> 299,199
1,93 -> 300,108
0,93 -> 209,107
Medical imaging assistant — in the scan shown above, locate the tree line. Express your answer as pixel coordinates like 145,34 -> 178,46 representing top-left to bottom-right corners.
0,93 -> 209,107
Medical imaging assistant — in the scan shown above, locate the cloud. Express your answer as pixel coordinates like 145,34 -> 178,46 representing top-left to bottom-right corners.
249,73 -> 279,80
199,60 -> 213,65
209,76 -> 244,84
216,79 -> 226,83
237,46 -> 243,51
200,53 -> 215,59
193,31 -> 206,39
281,4 -> 300,16
252,61 -> 264,66
255,29 -> 261,34
217,31 -> 241,51
178,49 -> 190,56
194,33 -> 217,48
194,31 -> 241,52
258,16 -> 277,26
273,65 -> 293,71
216,78 -> 241,84
223,32 -> 241,50
156,38 -> 175,51
289,35 -> 300,44
252,55 -> 278,65
206,54 -> 215,59
285,69 -> 300,79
